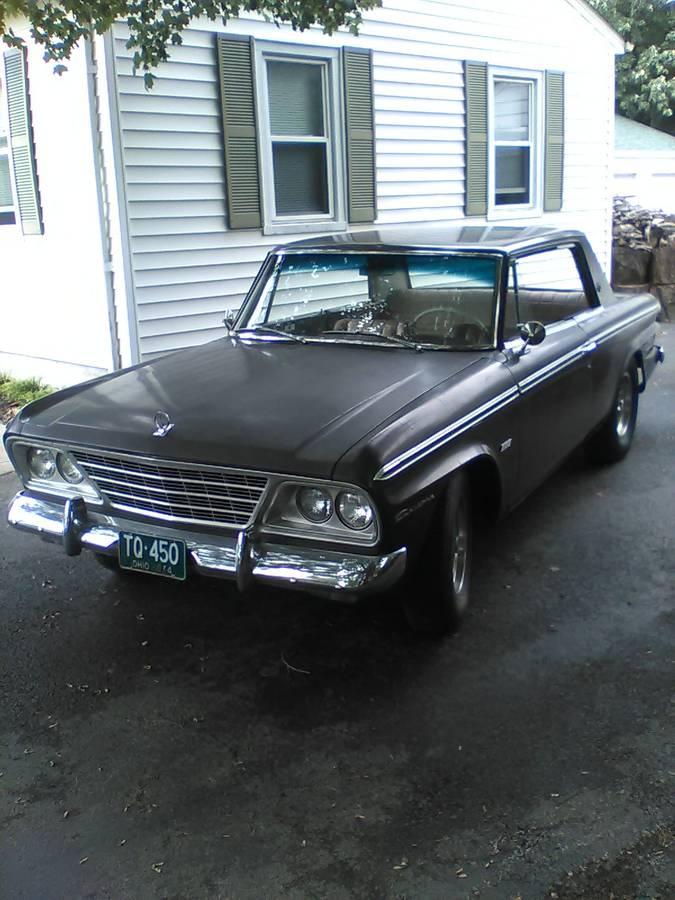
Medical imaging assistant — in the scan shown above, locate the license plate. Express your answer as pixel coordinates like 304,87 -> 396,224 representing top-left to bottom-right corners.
118,531 -> 187,581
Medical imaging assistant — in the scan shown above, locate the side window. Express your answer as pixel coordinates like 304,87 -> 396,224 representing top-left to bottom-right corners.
492,77 -> 536,209
0,77 -> 15,225
2,48 -> 43,234
509,246 -> 593,329
217,36 -> 376,232
464,63 -> 564,218
261,57 -> 337,224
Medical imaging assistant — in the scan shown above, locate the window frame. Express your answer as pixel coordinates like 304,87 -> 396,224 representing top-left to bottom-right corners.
255,41 -> 346,236
0,75 -> 17,227
501,241 -> 601,346
487,67 -> 543,220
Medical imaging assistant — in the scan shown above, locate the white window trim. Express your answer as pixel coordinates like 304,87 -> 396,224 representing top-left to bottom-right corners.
487,67 -> 544,221
255,41 -> 346,236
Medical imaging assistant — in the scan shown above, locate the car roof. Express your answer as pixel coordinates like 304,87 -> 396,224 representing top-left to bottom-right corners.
279,225 -> 586,255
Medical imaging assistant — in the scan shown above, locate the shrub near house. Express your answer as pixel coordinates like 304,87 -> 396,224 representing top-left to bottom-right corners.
0,374 -> 51,424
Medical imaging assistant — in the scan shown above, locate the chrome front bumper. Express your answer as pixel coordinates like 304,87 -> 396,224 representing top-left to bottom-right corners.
7,492 -> 406,599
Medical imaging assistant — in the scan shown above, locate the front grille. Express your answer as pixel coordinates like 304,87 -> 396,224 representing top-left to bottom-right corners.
72,449 -> 269,529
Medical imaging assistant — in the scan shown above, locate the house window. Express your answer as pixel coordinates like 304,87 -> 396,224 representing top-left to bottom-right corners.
256,45 -> 345,232
0,79 -> 16,226
489,71 -> 542,214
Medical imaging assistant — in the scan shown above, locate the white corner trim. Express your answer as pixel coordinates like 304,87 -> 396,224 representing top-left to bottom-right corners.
564,0 -> 625,54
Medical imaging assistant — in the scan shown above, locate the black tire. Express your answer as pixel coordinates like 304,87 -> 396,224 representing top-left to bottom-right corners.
586,361 -> 639,464
401,470 -> 472,636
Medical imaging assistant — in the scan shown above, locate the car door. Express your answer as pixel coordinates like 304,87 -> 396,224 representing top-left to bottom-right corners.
502,246 -> 597,497
570,237 -> 652,430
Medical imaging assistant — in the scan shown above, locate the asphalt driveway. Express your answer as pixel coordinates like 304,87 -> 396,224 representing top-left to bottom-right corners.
1,326 -> 673,899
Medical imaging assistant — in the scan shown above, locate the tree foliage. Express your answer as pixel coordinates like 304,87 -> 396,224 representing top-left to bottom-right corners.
588,0 -> 674,131
0,0 -> 381,87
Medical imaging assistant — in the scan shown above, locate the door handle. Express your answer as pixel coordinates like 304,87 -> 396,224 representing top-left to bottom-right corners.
580,340 -> 597,355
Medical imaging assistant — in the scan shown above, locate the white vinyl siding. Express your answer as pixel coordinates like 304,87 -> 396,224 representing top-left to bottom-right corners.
110,0 -> 618,360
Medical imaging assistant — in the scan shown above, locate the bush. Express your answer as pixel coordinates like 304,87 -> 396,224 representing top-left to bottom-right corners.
0,373 -> 53,407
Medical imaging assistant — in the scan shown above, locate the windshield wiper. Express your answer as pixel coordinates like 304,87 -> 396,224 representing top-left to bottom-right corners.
319,330 -> 423,351
235,325 -> 306,344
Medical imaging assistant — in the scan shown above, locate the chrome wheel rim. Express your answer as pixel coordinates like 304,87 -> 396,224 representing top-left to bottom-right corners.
451,499 -> 469,595
615,374 -> 633,438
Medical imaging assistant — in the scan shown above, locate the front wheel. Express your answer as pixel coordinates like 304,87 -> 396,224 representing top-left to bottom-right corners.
586,361 -> 639,464
401,470 -> 472,636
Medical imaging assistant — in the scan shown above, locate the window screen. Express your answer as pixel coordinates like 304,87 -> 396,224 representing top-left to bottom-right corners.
268,61 -> 324,136
267,59 -> 330,218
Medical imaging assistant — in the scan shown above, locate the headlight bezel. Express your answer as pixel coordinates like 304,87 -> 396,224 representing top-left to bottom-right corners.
6,439 -> 101,502
262,479 -> 379,546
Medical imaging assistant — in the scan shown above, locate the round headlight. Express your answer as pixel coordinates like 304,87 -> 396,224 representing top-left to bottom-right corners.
336,490 -> 374,530
296,486 -> 333,523
56,452 -> 84,484
27,447 -> 56,480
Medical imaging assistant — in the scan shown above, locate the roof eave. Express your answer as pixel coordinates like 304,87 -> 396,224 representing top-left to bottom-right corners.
566,0 -> 625,54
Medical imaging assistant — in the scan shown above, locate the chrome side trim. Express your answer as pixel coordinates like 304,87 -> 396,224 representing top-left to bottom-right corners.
593,308 -> 657,346
374,305 -> 657,482
6,492 -> 406,599
374,386 -> 519,481
518,340 -> 596,394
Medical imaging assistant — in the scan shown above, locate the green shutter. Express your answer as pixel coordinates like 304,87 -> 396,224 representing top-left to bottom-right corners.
343,47 -> 376,224
217,35 -> 262,230
464,61 -> 488,217
3,48 -> 43,235
544,71 -> 565,212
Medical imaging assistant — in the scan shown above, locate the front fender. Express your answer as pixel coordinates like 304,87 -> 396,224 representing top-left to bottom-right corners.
370,440 -> 505,559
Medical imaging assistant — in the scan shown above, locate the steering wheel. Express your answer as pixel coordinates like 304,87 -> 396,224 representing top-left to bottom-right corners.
410,307 -> 489,342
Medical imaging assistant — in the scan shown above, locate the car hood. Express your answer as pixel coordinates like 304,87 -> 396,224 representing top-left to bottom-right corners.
13,338 -> 481,479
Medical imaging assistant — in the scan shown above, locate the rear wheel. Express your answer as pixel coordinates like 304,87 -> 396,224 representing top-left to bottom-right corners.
586,361 -> 639,464
401,470 -> 472,636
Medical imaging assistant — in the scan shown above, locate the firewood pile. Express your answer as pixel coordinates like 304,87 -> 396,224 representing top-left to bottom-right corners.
612,197 -> 675,320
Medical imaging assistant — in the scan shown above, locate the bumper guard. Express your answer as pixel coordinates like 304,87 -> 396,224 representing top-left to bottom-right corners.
7,492 -> 406,599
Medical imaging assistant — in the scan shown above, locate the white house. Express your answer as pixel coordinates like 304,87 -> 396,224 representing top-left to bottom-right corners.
613,115 -> 675,213
0,0 -> 624,386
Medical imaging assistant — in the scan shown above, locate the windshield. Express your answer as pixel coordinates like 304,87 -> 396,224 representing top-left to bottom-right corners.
238,252 -> 500,349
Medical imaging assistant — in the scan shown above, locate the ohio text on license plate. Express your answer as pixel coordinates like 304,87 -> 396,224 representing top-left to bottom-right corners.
118,531 -> 187,581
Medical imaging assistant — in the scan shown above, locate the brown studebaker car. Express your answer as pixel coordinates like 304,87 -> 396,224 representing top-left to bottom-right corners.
4,226 -> 664,634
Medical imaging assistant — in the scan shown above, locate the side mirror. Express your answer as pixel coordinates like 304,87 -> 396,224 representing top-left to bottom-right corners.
519,320 -> 546,347
507,320 -> 546,361
223,316 -> 235,334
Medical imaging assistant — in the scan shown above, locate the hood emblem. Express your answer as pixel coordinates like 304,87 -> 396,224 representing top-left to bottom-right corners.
152,411 -> 174,438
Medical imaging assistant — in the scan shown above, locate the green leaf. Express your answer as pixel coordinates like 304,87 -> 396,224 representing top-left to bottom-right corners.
2,1 -> 382,87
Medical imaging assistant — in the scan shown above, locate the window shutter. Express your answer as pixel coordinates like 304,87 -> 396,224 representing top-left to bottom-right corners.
464,61 -> 488,217
343,47 -> 376,224
217,35 -> 262,229
3,48 -> 43,235
544,71 -> 565,212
